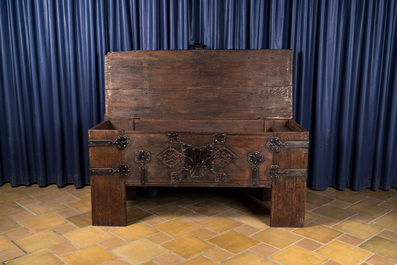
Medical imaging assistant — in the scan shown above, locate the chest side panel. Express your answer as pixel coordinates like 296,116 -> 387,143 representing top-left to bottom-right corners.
105,49 -> 292,120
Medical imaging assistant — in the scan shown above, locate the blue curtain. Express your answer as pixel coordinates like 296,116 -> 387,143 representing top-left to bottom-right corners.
1,0 -> 396,190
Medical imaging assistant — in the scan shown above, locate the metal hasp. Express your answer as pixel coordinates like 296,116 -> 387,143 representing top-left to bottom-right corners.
135,150 -> 151,186
248,151 -> 264,186
89,135 -> 130,150
266,136 -> 309,153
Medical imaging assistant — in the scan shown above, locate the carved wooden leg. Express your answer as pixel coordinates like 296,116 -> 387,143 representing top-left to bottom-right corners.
91,175 -> 127,226
270,176 -> 306,227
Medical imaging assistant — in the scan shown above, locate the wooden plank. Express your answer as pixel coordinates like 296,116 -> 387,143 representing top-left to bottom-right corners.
106,86 -> 292,120
106,50 -> 292,90
105,49 -> 293,120
134,119 -> 264,133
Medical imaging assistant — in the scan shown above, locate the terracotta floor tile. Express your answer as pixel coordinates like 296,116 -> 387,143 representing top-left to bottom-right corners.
52,223 -> 78,234
313,205 -> 355,221
313,216 -> 339,227
271,245 -> 327,265
198,215 -> 242,233
360,196 -> 386,206
154,253 -> 185,265
67,198 -> 92,213
66,212 -> 92,228
337,233 -> 365,246
25,200 -> 67,215
329,189 -> 367,203
113,239 -> 168,264
371,212 -> 397,231
0,217 -> 20,233
295,238 -> 323,251
136,201 -> 160,210
106,259 -> 131,265
125,207 -> 152,224
236,214 -> 270,230
20,214 -> 66,232
352,213 -> 377,223
321,261 -> 343,265
334,219 -> 382,239
62,245 -> 117,265
306,192 -> 334,206
293,222 -> 342,244
0,246 -> 25,261
56,194 -> 80,203
100,237 -> 127,250
329,199 -> 353,209
155,218 -> 202,237
209,230 -> 259,254
377,229 -> 397,242
182,255 -> 218,265
365,254 -> 397,265
112,222 -> 158,242
183,212 -> 208,223
224,250 -> 279,265
4,227 -> 30,240
163,235 -> 214,259
146,192 -> 183,205
381,196 -> 397,210
360,189 -> 396,200
5,249 -> 64,265
147,232 -> 174,245
14,230 -> 66,253
142,215 -> 167,226
348,201 -> 390,218
0,235 -> 16,251
64,226 -> 113,248
221,208 -> 247,219
317,240 -> 372,265
0,191 -> 31,205
303,214 -> 319,226
359,236 -> 397,260
234,224 -> 260,236
10,211 -> 35,221
0,203 -> 27,218
56,207 -> 80,218
15,197 -> 40,207
49,241 -> 78,255
26,189 -> 68,202
188,201 -> 229,216
191,228 -> 218,240
250,243 -> 279,257
254,228 -> 302,249
204,248 -> 233,262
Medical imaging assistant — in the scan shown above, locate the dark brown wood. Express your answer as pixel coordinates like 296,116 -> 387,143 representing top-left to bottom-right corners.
105,50 -> 292,120
89,49 -> 308,227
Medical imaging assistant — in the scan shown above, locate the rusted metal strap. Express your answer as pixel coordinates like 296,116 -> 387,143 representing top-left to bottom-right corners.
88,135 -> 130,150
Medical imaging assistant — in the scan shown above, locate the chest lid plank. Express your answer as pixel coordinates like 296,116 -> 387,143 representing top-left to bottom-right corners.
105,49 -> 292,120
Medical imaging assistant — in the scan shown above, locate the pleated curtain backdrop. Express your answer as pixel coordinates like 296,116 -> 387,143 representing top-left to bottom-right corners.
0,0 -> 396,190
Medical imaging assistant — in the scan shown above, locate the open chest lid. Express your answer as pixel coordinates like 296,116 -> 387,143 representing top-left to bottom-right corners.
105,49 -> 292,120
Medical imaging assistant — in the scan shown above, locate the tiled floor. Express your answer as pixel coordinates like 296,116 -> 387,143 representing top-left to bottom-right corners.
0,184 -> 397,265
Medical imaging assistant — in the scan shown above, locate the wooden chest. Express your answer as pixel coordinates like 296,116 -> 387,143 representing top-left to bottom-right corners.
89,49 -> 309,227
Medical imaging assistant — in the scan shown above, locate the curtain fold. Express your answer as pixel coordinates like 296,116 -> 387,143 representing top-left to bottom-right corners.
0,0 -> 396,190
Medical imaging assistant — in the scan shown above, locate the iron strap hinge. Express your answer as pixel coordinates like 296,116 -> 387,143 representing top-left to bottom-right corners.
88,135 -> 130,150
266,136 -> 309,153
267,165 -> 307,179
89,164 -> 131,177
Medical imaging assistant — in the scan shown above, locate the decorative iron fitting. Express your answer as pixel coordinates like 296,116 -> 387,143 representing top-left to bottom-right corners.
266,137 -> 282,153
268,165 -> 281,179
215,172 -> 227,183
135,150 -> 151,164
90,164 -> 131,178
168,132 -> 180,143
171,172 -> 183,183
89,135 -> 130,150
267,165 -> 307,179
116,164 -> 131,177
214,133 -> 226,144
248,151 -> 264,166
89,168 -> 114,175
266,136 -> 309,153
